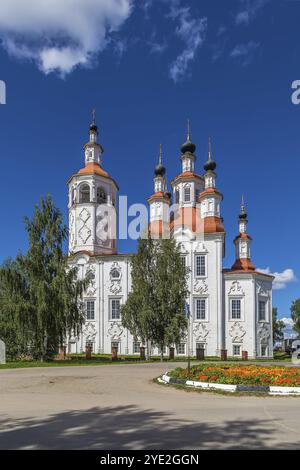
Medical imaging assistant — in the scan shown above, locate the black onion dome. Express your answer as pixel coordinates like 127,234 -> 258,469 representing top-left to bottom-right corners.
204,158 -> 216,172
239,211 -> 247,220
181,139 -> 196,155
239,197 -> 247,219
90,123 -> 98,132
154,163 -> 166,176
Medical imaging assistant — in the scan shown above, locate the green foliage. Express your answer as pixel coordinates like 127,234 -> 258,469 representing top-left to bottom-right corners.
122,237 -> 189,359
272,307 -> 285,343
0,195 -> 88,360
291,299 -> 300,337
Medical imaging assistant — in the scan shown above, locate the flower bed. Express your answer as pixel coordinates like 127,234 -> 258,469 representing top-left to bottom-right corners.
169,364 -> 300,387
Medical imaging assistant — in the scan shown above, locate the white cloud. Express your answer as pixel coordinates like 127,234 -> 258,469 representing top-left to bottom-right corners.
281,317 -> 297,339
236,0 -> 268,25
168,2 -> 207,82
257,267 -> 297,290
0,0 -> 133,76
230,41 -> 259,65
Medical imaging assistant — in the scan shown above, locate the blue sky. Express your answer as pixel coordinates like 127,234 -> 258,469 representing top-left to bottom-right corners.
0,0 -> 299,325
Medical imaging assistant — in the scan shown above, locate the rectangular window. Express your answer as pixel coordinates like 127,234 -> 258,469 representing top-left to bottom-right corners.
259,300 -> 266,321
110,299 -> 121,320
133,342 -> 140,354
184,186 -> 191,202
233,345 -> 241,356
261,345 -> 267,357
177,343 -> 186,355
158,346 -> 167,355
86,300 -> 95,320
231,299 -> 241,319
111,341 -> 119,351
195,255 -> 206,277
196,342 -> 205,350
180,256 -> 186,268
195,298 -> 206,320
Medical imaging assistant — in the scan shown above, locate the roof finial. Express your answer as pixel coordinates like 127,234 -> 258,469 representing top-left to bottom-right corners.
154,143 -> 166,177
92,108 -> 96,125
159,143 -> 163,165
239,194 -> 247,219
208,137 -> 212,161
204,136 -> 216,172
187,119 -> 191,142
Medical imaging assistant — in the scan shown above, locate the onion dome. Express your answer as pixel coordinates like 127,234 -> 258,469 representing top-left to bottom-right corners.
239,195 -> 247,220
90,108 -> 98,133
204,137 -> 216,172
154,144 -> 166,176
181,120 -> 196,154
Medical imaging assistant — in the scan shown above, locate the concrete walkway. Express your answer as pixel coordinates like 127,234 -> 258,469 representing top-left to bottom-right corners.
0,362 -> 300,449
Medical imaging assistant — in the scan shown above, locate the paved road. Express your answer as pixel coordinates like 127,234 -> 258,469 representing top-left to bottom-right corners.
0,362 -> 300,449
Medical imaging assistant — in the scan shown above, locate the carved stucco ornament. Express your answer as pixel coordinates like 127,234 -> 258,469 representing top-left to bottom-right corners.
194,279 -> 208,294
228,281 -> 245,296
78,208 -> 91,244
257,322 -> 270,342
193,322 -> 209,341
257,281 -> 269,297
229,321 -> 246,343
83,322 -> 97,341
109,262 -> 122,294
108,322 -> 124,340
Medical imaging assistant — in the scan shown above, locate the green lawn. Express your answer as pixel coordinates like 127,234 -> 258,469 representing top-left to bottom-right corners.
0,351 -> 291,369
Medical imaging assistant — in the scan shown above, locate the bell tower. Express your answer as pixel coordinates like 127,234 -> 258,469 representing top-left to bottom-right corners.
68,112 -> 118,255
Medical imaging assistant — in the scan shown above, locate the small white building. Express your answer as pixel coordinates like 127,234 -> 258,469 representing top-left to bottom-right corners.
67,117 -> 274,358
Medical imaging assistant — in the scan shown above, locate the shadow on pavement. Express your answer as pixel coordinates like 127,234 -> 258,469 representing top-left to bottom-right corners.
0,405 -> 297,450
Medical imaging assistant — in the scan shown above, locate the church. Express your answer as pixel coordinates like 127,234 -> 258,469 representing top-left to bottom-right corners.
67,115 -> 274,359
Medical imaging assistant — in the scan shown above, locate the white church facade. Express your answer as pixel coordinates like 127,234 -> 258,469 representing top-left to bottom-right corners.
67,117 -> 274,359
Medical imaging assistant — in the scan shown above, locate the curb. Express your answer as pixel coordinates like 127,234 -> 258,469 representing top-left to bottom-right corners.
161,373 -> 300,396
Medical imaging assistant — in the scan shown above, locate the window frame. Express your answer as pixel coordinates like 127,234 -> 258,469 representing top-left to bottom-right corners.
194,297 -> 207,321
133,341 -> 141,354
177,343 -> 186,355
79,183 -> 91,204
258,300 -> 266,322
261,344 -> 268,357
233,344 -> 241,356
231,298 -> 242,320
184,185 -> 191,203
85,299 -> 95,321
194,254 -> 206,278
109,297 -> 122,321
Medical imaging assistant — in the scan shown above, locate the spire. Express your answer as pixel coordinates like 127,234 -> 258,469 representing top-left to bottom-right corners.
204,137 -> 217,172
155,143 -> 166,176
231,194 -> 255,271
90,108 -> 98,135
181,120 -> 196,155
84,109 -> 103,165
239,194 -> 247,220
187,119 -> 191,142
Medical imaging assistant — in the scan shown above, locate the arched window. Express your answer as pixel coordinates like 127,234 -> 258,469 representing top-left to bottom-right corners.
79,184 -> 90,203
184,186 -> 191,202
97,187 -> 107,204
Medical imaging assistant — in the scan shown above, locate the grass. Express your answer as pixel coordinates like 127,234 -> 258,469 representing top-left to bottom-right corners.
0,351 -> 292,370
